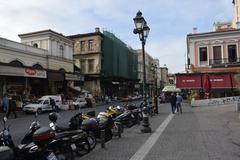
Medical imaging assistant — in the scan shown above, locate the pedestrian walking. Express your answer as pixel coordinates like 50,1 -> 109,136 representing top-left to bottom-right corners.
105,95 -> 109,104
50,98 -> 57,112
6,96 -> 17,119
170,93 -> 177,114
2,93 -> 9,113
176,93 -> 183,114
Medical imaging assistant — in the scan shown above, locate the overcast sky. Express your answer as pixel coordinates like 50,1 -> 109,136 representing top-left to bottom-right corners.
0,0 -> 234,73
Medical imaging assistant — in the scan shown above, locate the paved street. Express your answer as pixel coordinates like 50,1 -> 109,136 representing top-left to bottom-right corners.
0,101 -> 133,144
1,102 -> 240,160
80,103 -> 240,160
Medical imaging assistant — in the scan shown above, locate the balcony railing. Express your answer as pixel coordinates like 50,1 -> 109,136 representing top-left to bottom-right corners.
209,58 -> 240,66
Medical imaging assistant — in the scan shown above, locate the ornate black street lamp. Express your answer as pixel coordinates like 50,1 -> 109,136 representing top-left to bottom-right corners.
133,10 -> 151,133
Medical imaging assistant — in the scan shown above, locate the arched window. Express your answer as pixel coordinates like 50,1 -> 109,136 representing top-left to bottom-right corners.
59,68 -> 66,72
9,60 -> 24,67
59,45 -> 64,57
32,64 -> 43,69
33,43 -> 38,48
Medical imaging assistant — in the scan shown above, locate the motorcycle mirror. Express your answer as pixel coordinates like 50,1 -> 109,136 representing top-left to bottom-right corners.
49,122 -> 56,130
3,117 -> 7,123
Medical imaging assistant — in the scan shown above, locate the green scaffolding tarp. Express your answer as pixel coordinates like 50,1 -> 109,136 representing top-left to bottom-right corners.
102,31 -> 138,80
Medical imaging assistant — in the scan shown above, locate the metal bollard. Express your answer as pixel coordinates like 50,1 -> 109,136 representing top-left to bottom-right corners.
100,129 -> 105,148
141,107 -> 152,133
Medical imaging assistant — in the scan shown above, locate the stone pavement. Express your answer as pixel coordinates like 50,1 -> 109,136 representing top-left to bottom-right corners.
78,103 -> 240,160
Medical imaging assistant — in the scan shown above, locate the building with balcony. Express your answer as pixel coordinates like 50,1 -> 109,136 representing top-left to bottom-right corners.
69,28 -> 138,99
176,29 -> 240,98
68,28 -> 103,98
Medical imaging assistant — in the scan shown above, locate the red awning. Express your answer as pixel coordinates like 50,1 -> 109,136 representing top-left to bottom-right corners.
209,74 -> 232,88
176,75 -> 202,89
231,74 -> 237,88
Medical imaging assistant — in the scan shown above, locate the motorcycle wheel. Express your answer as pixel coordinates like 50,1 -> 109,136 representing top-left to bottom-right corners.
75,138 -> 90,157
55,145 -> 73,160
138,112 -> 143,121
87,132 -> 97,150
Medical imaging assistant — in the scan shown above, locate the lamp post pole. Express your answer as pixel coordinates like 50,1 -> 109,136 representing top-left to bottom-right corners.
141,33 -> 147,105
133,10 -> 151,133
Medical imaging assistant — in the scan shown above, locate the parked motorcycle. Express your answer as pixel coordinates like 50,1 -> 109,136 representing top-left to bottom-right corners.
69,110 -> 120,147
0,146 -> 14,160
106,105 -> 142,128
21,113 -> 41,144
0,117 -> 57,160
48,112 -> 91,158
69,112 -> 97,151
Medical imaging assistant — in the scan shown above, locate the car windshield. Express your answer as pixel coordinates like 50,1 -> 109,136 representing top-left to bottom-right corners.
35,100 -> 43,104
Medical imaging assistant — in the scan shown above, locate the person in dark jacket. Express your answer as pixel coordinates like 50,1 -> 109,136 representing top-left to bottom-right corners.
170,93 -> 177,114
49,98 -> 57,112
6,96 -> 17,118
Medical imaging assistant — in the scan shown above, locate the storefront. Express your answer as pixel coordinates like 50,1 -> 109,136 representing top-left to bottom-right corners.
65,73 -> 84,98
176,73 -> 238,99
0,65 -> 47,99
47,71 -> 64,95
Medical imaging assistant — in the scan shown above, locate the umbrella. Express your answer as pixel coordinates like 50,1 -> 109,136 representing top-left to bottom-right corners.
203,74 -> 211,98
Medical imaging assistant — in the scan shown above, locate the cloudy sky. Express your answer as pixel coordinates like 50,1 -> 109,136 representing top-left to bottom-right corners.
0,0 -> 234,73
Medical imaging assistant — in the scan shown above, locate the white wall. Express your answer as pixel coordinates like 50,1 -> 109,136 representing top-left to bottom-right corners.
0,37 -> 73,72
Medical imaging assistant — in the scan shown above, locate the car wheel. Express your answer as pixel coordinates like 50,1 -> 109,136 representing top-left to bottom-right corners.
37,108 -> 42,114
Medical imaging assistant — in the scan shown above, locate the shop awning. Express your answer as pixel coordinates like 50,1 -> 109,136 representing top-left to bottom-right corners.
162,85 -> 181,92
176,75 -> 202,89
231,74 -> 237,88
176,73 -> 236,90
47,71 -> 64,81
0,65 -> 46,78
68,86 -> 81,92
65,73 -> 84,81
209,74 -> 232,88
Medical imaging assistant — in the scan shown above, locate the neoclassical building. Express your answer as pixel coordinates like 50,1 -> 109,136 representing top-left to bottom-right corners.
0,29 -> 82,100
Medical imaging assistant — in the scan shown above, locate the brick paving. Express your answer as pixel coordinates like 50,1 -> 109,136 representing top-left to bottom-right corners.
78,103 -> 240,160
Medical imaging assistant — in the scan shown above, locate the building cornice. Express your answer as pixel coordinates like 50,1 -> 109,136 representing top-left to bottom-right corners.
18,29 -> 74,44
187,29 -> 240,39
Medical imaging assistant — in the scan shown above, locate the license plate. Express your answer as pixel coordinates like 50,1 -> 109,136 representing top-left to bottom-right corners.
71,143 -> 77,150
47,152 -> 57,160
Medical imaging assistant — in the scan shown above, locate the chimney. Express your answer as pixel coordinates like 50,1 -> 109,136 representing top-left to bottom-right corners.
95,27 -> 100,32
193,27 -> 197,34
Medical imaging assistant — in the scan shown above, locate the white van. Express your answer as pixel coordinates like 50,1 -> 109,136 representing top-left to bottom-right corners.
23,95 -> 62,114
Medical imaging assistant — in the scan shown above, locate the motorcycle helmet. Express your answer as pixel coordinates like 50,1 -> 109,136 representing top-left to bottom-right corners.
49,112 -> 58,122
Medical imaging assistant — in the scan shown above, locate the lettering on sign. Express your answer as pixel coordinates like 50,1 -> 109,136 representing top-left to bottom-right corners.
182,79 -> 195,83
25,68 -> 36,75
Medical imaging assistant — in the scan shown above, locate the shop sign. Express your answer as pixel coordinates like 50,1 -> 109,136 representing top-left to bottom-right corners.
24,68 -> 47,78
176,75 -> 202,89
65,73 -> 84,81
134,84 -> 140,88
0,65 -> 46,78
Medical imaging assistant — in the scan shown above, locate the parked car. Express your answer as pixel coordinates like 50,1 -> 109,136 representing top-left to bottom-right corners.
73,98 -> 87,109
121,96 -> 132,102
23,95 -> 62,114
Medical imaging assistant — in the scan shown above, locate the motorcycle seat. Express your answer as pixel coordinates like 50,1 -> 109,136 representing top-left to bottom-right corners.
17,142 -> 35,150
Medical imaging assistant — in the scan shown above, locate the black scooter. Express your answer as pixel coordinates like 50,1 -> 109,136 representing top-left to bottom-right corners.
0,117 -> 57,160
48,112 -> 91,159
